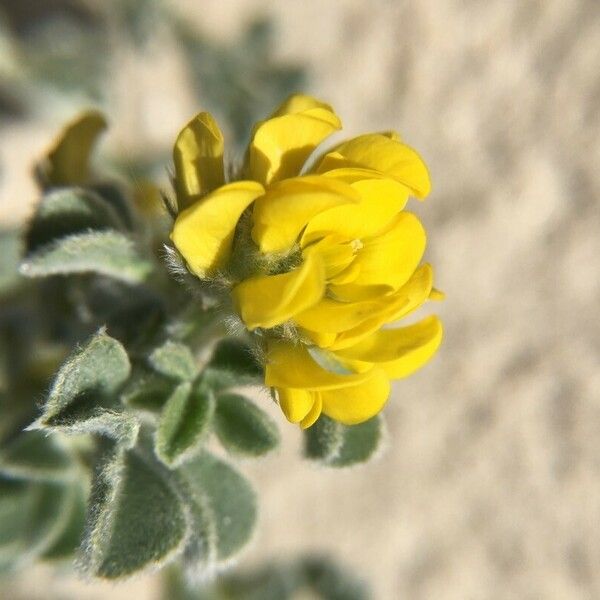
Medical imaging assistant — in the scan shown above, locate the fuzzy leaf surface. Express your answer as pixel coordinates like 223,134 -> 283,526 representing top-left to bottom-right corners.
303,415 -> 344,462
42,483 -> 87,561
83,448 -> 187,579
32,331 -> 136,446
0,431 -> 75,482
48,410 -> 140,448
155,382 -> 214,466
0,478 -> 77,570
203,338 -> 263,391
0,228 -> 22,295
25,188 -> 124,253
301,555 -> 370,600
120,368 -> 174,413
304,415 -> 383,468
182,451 -> 256,564
165,555 -> 369,600
90,183 -> 135,230
20,230 -> 152,283
149,341 -> 197,382
328,416 -> 383,467
214,394 -> 279,457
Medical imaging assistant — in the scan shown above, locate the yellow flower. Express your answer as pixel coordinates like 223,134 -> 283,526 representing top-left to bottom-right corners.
41,110 -> 107,187
171,94 -> 442,427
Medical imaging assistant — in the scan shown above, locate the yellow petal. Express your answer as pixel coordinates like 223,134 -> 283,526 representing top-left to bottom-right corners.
321,166 -> 384,183
315,133 -> 431,199
304,235 -> 357,280
335,316 -> 443,379
300,393 -> 323,428
269,94 -> 334,117
350,177 -> 409,213
294,248 -> 433,336
233,252 -> 326,330
320,368 -> 390,425
328,283 -> 393,303
300,204 -> 380,247
277,387 -> 315,423
346,212 -> 426,290
429,287 -> 445,301
171,181 -> 264,277
252,176 -> 358,253
298,328 -> 338,348
244,95 -> 342,186
329,264 -> 433,350
324,167 -> 410,212
294,296 -> 391,333
265,340 -> 374,391
300,176 -> 411,247
173,112 -> 225,208
384,264 -> 435,322
328,261 -> 362,285
45,110 -> 107,186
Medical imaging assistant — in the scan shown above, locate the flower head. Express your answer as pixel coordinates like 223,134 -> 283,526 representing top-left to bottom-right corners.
171,94 -> 442,428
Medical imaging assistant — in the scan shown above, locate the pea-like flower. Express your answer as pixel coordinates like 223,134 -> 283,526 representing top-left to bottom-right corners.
171,94 -> 442,428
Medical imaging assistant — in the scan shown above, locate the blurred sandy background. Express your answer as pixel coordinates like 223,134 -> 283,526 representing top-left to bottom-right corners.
2,0 -> 600,598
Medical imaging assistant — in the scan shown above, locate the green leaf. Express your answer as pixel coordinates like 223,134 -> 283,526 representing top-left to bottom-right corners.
50,409 -> 140,449
35,330 -> 130,422
303,415 -> 344,462
82,448 -> 187,579
328,416 -> 383,468
0,228 -> 22,295
176,481 -> 215,572
214,394 -> 279,457
79,278 -> 166,347
300,555 -> 370,600
20,230 -> 153,284
164,555 -> 369,600
25,188 -> 125,253
304,415 -> 384,468
164,553 -> 370,600
121,368 -> 174,413
182,451 -> 256,565
42,483 -> 87,561
155,382 -> 215,467
149,341 -> 197,382
0,431 -> 75,482
0,477 -> 78,571
190,562 -> 301,600
203,338 -> 263,391
0,479 -> 31,557
219,563 -> 301,600
90,183 -> 136,230
31,331 -> 137,446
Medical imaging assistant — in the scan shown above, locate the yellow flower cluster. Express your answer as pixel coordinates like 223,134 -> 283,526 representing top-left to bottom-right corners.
171,94 -> 442,428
